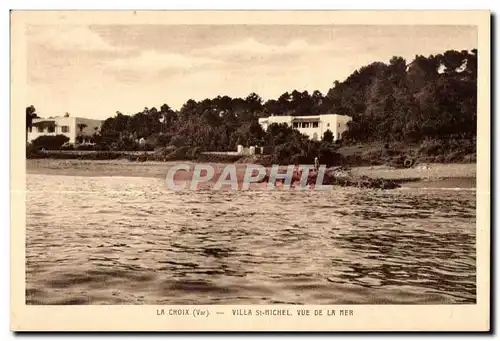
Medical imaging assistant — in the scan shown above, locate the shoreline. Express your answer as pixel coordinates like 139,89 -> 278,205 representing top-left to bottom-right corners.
26,159 -> 477,188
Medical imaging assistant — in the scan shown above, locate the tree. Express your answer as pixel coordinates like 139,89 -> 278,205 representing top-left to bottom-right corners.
322,129 -> 334,143
87,49 -> 477,158
26,105 -> 38,141
330,49 -> 477,143
77,123 -> 88,133
160,103 -> 176,131
245,92 -> 263,113
311,90 -> 324,114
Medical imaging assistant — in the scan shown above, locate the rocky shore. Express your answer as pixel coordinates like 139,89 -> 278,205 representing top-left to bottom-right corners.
258,166 -> 401,190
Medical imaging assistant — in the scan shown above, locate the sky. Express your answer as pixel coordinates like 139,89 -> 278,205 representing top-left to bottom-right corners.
26,25 -> 477,120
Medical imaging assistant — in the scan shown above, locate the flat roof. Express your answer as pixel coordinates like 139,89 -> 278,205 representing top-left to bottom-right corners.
31,120 -> 56,126
261,113 -> 349,119
291,117 -> 320,122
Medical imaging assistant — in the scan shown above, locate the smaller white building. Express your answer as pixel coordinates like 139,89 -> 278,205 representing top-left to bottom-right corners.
28,116 -> 103,144
258,113 -> 352,141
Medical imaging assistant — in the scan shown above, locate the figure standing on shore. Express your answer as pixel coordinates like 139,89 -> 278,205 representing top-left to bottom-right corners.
314,157 -> 320,171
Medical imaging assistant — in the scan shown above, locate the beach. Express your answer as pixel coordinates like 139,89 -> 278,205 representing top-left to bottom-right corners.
26,159 -> 477,188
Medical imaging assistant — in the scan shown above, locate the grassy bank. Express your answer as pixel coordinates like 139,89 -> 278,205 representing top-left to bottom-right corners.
27,138 -> 476,168
336,140 -> 476,167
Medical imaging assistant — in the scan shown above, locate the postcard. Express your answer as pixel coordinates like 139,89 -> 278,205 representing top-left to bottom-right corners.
11,10 -> 490,331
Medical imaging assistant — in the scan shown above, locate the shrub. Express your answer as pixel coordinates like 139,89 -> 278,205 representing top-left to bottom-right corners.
155,133 -> 173,147
75,144 -> 96,151
418,139 -> 443,156
322,130 -> 334,143
318,146 -> 343,167
164,146 -> 190,161
190,146 -> 202,159
196,153 -> 242,163
272,142 -> 303,164
261,145 -> 274,155
31,135 -> 69,150
26,144 -> 42,158
60,144 -> 75,151
462,153 -> 476,163
170,135 -> 187,148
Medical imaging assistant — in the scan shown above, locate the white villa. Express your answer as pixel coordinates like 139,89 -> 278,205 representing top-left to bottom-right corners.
258,113 -> 352,141
27,116 -> 103,144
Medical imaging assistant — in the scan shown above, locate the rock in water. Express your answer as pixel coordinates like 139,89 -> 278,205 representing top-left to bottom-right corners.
315,168 -> 400,189
257,166 -> 400,189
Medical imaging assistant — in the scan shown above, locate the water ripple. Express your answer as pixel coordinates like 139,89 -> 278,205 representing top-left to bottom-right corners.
26,174 -> 476,305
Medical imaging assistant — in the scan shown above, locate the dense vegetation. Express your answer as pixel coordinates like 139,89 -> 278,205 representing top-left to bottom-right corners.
26,49 -> 477,166
334,50 -> 477,143
31,135 -> 69,149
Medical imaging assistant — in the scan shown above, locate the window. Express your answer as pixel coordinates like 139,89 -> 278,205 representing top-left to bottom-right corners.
338,123 -> 341,128
61,126 -> 70,133
37,127 -> 44,133
312,122 -> 319,128
292,122 -> 299,128
327,123 -> 330,127
28,127 -> 32,133
48,126 -> 55,133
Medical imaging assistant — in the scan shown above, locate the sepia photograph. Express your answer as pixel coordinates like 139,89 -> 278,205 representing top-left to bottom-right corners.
10,10 -> 490,331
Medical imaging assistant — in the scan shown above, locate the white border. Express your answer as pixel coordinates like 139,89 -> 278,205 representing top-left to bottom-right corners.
4,1 -> 497,340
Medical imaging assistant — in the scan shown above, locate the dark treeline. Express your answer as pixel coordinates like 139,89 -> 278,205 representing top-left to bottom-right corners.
28,49 -> 477,165
97,94 -> 267,152
336,50 -> 477,142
